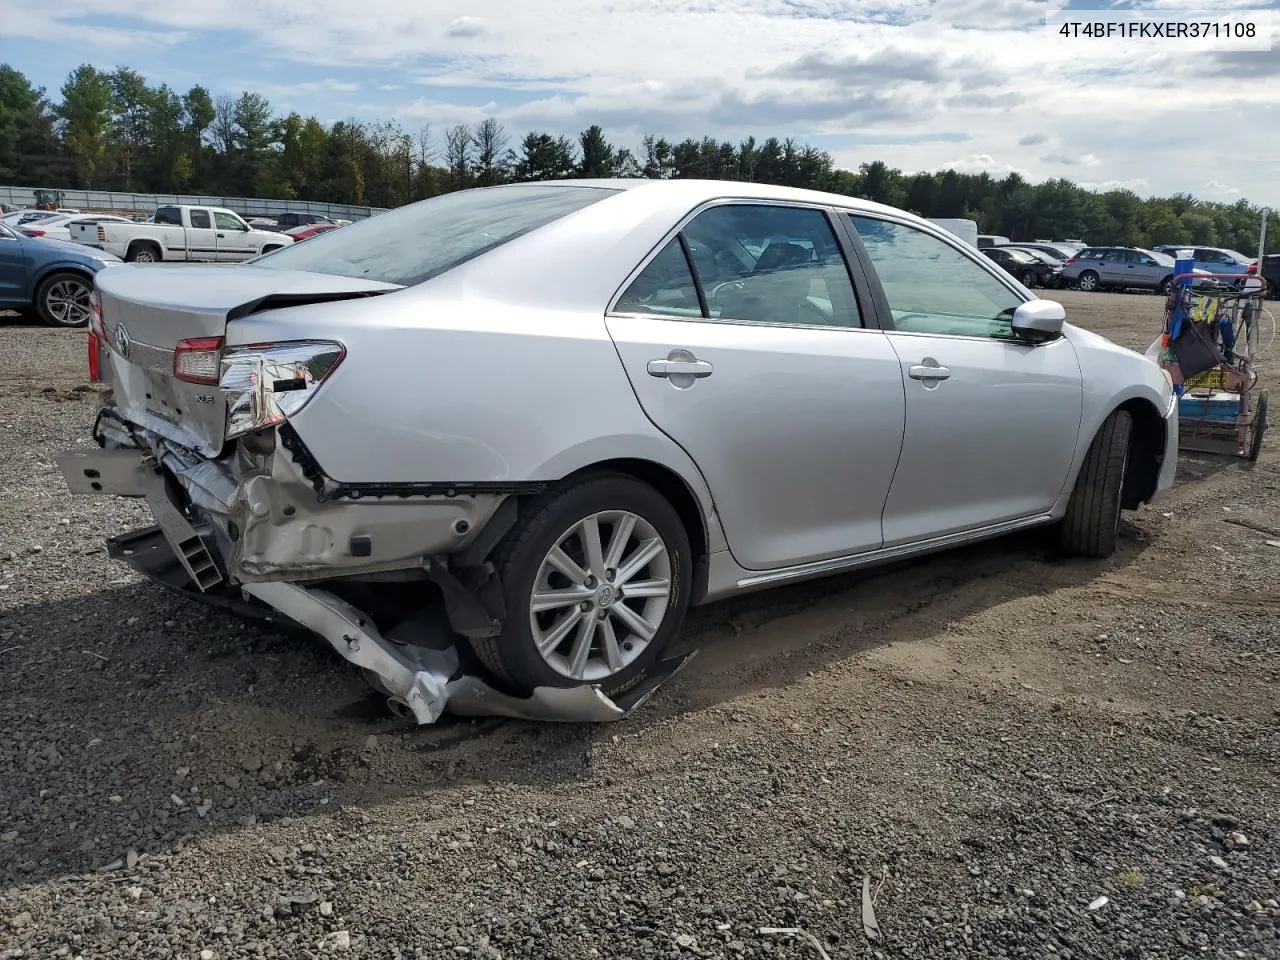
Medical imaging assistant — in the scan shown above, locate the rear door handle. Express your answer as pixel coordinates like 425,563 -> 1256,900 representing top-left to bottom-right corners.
647,358 -> 713,379
909,362 -> 951,381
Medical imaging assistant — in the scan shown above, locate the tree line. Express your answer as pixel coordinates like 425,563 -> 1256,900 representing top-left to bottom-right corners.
0,63 -> 1274,254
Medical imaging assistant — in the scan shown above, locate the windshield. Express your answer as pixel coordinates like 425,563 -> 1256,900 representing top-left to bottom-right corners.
253,184 -> 620,286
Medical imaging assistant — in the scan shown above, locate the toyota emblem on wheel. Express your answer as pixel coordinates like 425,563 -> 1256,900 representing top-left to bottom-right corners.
114,323 -> 131,358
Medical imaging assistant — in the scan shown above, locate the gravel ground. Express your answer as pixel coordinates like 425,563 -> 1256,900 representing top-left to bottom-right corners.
1,292 -> 1278,960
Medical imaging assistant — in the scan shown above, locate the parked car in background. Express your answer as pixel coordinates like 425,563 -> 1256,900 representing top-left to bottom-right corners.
1151,245 -> 1256,276
1062,246 -> 1210,293
59,179 -> 1177,717
283,222 -> 342,243
19,213 -> 133,242
1008,241 -> 1079,261
1260,254 -> 1280,298
1,210 -> 62,228
976,234 -> 1010,248
70,205 -> 293,262
267,212 -> 342,231
0,221 -> 122,326
982,246 -> 1061,288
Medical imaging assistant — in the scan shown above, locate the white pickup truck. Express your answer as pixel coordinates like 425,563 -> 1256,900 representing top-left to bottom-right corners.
70,205 -> 293,263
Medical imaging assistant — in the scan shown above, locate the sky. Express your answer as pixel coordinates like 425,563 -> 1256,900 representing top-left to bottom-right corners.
3,0 -> 1279,206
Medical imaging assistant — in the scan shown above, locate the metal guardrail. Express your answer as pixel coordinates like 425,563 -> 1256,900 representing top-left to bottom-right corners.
0,185 -> 389,220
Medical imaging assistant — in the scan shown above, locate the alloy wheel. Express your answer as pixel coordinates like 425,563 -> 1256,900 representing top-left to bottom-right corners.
44,278 -> 92,326
528,510 -> 673,682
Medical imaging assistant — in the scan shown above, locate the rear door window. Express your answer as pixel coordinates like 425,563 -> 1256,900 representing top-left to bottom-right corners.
189,210 -> 212,229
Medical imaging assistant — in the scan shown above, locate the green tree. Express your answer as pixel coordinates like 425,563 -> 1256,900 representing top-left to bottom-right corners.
0,65 -> 62,184
56,65 -> 115,187
577,125 -> 615,177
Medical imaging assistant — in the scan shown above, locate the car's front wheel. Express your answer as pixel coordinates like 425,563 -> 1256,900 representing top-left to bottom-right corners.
469,474 -> 693,698
1059,409 -> 1132,558
36,271 -> 93,327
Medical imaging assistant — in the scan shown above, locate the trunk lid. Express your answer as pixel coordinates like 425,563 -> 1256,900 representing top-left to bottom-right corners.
97,264 -> 401,456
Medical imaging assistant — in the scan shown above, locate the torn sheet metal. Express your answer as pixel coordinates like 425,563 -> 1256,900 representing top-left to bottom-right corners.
243,582 -> 697,725
108,525 -> 693,725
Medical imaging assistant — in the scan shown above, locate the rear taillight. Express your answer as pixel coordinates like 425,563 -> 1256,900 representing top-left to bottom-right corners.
97,225 -> 106,242
23,228 -> 45,237
173,337 -> 225,384
1064,257 -> 1077,265
1247,262 -> 1257,274
87,290 -> 104,382
220,340 -> 345,440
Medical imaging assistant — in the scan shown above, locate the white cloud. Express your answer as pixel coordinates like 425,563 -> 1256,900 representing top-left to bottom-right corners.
940,154 -> 1028,177
1077,178 -> 1152,194
446,16 -> 486,38
239,78 -> 360,98
1041,151 -> 1101,167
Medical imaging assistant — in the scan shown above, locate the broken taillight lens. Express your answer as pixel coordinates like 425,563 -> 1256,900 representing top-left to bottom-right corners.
219,340 -> 345,440
87,289 -> 104,382
173,336 -> 225,385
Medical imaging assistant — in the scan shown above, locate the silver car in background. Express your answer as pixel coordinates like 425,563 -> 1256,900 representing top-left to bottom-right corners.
1062,245 -> 1211,294
59,180 -> 1178,719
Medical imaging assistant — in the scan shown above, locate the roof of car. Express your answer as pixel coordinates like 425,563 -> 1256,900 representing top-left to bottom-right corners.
504,177 -> 918,221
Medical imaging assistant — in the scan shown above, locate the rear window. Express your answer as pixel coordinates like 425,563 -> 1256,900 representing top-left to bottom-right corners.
253,184 -> 621,286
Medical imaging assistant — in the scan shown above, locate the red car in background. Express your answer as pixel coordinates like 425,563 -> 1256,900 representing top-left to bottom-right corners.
284,222 -> 342,243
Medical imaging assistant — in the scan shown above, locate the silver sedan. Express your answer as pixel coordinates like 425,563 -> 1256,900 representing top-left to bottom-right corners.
60,179 -> 1178,716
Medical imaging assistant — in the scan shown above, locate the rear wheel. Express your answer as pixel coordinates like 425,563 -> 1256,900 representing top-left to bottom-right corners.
35,271 -> 93,327
1248,391 -> 1268,462
126,243 -> 160,263
1077,270 -> 1100,292
469,474 -> 692,698
1059,409 -> 1132,558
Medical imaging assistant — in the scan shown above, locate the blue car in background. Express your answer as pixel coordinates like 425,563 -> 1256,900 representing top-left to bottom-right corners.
0,222 -> 122,327
1152,245 -> 1257,277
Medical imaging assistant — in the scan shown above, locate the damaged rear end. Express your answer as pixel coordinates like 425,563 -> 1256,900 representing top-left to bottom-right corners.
61,265 -> 509,723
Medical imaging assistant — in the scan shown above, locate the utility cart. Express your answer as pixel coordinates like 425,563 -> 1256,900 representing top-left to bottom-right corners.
1155,271 -> 1270,461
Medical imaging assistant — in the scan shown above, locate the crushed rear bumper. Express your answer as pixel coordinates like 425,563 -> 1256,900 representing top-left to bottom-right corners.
60,448 -> 695,726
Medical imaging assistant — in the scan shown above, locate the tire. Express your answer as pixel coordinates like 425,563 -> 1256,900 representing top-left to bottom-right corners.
1059,409 -> 1132,558
1020,270 -> 1037,289
126,243 -> 160,263
1077,270 -> 1100,292
468,474 -> 693,698
1158,275 -> 1174,296
1248,391 -> 1268,462
35,271 -> 93,327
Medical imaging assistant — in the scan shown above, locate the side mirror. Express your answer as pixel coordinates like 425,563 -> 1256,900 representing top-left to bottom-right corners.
1011,299 -> 1066,343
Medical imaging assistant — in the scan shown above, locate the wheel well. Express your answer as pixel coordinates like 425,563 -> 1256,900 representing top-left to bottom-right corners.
559,458 -> 711,601
1118,398 -> 1166,509
35,268 -> 92,295
128,239 -> 161,255
262,244 -> 282,252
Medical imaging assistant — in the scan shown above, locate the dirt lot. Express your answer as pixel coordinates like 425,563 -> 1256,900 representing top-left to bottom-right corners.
1,291 -> 1278,960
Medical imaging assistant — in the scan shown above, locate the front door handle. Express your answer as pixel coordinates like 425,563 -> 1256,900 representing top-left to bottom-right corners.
909,361 -> 951,381
216,233 -> 225,238
647,358 -> 713,379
